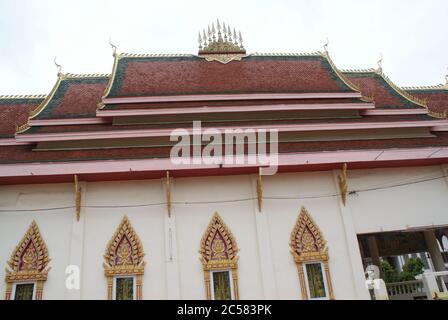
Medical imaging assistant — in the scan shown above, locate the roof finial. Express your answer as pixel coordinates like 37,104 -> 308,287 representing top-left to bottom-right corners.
109,37 -> 117,57
54,57 -> 62,76
445,67 -> 448,86
377,53 -> 383,74
323,37 -> 329,54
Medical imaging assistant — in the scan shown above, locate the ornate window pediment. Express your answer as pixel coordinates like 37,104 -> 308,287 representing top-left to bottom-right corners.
290,207 -> 328,263
200,212 -> 238,270
5,221 -> 50,300
200,212 -> 239,300
290,207 -> 334,300
103,216 -> 145,300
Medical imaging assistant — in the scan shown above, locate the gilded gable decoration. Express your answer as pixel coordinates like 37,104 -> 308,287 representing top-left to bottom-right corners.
103,216 -> 145,300
5,221 -> 50,300
198,20 -> 247,64
290,207 -> 334,300
200,212 -> 239,299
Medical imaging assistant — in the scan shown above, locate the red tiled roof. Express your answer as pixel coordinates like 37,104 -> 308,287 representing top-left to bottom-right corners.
404,88 -> 448,115
32,75 -> 109,120
2,54 -> 448,172
105,55 -> 358,99
0,98 -> 44,137
343,71 -> 424,109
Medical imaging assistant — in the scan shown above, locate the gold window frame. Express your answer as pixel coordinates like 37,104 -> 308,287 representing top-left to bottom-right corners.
289,207 -> 335,300
4,221 -> 50,300
200,212 -> 239,300
103,216 -> 145,300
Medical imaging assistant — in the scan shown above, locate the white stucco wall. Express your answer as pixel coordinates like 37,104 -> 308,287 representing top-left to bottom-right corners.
0,183 -> 73,300
348,166 -> 448,234
0,165 -> 447,300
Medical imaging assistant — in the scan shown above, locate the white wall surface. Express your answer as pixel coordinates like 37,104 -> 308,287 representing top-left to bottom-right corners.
348,166 -> 448,234
0,165 -> 447,300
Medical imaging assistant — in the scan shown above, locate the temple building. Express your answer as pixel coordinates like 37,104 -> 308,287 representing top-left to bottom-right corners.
1,21 -> 448,300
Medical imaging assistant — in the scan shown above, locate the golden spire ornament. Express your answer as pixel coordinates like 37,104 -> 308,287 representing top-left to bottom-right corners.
198,20 -> 247,64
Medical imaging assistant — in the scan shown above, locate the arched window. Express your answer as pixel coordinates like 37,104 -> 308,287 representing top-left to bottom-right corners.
5,221 -> 50,300
200,212 -> 239,300
103,216 -> 145,300
290,207 -> 334,300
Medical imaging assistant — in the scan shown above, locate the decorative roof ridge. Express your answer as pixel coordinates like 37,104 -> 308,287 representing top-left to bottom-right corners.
427,110 -> 448,119
99,53 -> 121,109
252,51 -> 323,57
378,71 -> 427,108
64,73 -> 110,79
341,68 -> 377,73
27,74 -> 64,122
16,74 -> 65,134
322,51 -> 361,94
0,94 -> 47,100
120,53 -> 194,58
402,84 -> 448,91
343,64 -> 427,108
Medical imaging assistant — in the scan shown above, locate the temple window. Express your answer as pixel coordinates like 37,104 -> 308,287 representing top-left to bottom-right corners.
113,276 -> 136,300
211,270 -> 234,300
4,221 -> 50,300
290,207 -> 335,300
12,282 -> 36,300
200,212 -> 239,300
303,262 -> 329,300
104,216 -> 145,300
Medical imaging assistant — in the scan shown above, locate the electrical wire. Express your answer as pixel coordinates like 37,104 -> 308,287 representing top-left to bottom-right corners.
0,173 -> 447,213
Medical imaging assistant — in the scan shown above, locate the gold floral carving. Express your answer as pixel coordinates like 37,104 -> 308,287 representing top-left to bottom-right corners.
289,207 -> 334,300
200,212 -> 239,300
103,216 -> 145,300
199,40 -> 245,55
5,221 -> 50,300
199,53 -> 248,64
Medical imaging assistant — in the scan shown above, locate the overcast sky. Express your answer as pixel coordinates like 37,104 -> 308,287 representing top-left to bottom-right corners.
1,0 -> 447,95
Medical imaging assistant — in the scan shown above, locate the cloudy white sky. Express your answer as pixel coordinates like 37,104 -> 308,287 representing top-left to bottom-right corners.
0,0 -> 447,95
